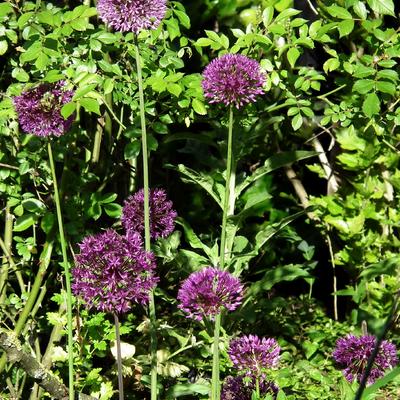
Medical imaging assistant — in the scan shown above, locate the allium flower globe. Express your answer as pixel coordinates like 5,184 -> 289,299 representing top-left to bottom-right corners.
13,81 -> 74,137
333,334 -> 398,385
202,53 -> 265,109
228,335 -> 280,375
221,376 -> 278,400
72,229 -> 158,314
97,0 -> 167,33
122,188 -> 177,240
177,267 -> 243,321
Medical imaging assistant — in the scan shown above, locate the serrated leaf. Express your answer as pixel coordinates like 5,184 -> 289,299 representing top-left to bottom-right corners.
362,92 -> 380,117
326,4 -> 353,19
367,0 -> 395,16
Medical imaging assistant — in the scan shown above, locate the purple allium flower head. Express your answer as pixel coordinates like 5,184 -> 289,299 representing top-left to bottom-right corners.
97,0 -> 167,33
72,229 -> 158,314
177,267 -> 243,321
13,81 -> 74,137
202,53 -> 265,109
122,188 -> 177,240
221,376 -> 279,400
228,335 -> 280,376
333,334 -> 398,385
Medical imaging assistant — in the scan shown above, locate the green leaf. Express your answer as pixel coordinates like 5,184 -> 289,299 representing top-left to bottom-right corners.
362,367 -> 400,398
367,0 -> 395,16
326,5 -> 353,19
362,92 -> 380,117
376,80 -> 396,95
353,79 -> 375,94
236,151 -> 317,196
12,68 -> 29,82
79,98 -> 100,115
124,141 -> 141,160
291,113 -> 303,131
170,164 -> 222,208
353,1 -> 368,19
338,19 -> 354,37
22,198 -> 46,213
41,212 -> 55,234
174,10 -> 190,29
0,40 -> 8,56
104,203 -> 122,218
192,99 -> 207,115
14,214 -> 37,232
61,102 -> 76,119
165,383 -> 210,398
0,2 -> 13,17
167,83 -> 182,97
287,47 -> 300,68
249,264 -> 312,294
35,53 -> 49,70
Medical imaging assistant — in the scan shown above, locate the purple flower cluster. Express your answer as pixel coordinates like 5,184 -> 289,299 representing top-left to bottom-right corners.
72,229 -> 158,314
122,188 -> 177,239
202,53 -> 265,109
177,267 -> 243,321
333,334 -> 398,385
228,335 -> 280,376
13,81 -> 74,137
221,376 -> 278,400
97,0 -> 167,33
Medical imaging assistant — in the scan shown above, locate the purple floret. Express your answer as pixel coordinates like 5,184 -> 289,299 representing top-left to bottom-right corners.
72,229 -> 158,314
202,53 -> 265,109
97,0 -> 167,33
177,267 -> 243,321
228,335 -> 280,376
221,375 -> 279,400
13,81 -> 74,137
333,334 -> 398,385
122,188 -> 177,240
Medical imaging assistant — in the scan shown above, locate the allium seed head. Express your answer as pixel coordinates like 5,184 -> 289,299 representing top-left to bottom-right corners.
122,188 -> 177,239
228,335 -> 280,376
177,267 -> 243,321
72,229 -> 158,314
202,53 -> 265,109
333,334 -> 398,385
221,376 -> 279,400
97,0 -> 167,33
13,81 -> 74,137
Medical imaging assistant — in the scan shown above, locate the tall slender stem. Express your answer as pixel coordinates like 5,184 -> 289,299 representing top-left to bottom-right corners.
211,107 -> 234,400
134,35 -> 158,400
220,106 -> 234,268
0,203 -> 13,303
47,141 -> 74,400
114,313 -> 124,400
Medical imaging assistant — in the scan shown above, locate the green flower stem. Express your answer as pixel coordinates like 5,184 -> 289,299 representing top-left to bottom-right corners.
220,106 -> 234,268
256,377 -> 260,397
47,141 -> 74,400
134,35 -> 158,400
0,203 -> 13,303
211,106 -> 235,400
114,313 -> 124,400
211,313 -> 221,400
0,240 -> 53,373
